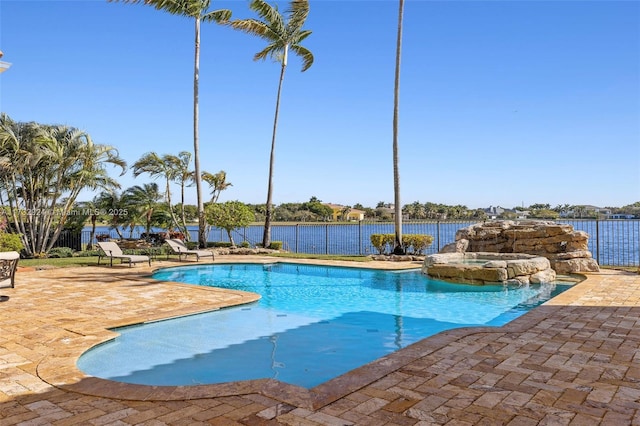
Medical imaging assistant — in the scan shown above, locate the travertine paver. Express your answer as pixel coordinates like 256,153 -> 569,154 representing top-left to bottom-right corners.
0,256 -> 639,425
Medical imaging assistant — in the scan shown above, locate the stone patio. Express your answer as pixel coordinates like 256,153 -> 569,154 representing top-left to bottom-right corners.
0,256 -> 638,425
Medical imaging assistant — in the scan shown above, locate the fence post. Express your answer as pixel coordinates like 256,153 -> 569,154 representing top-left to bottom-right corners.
325,224 -> 329,255
359,221 -> 363,255
436,221 -> 441,251
595,219 -> 600,265
295,224 -> 299,253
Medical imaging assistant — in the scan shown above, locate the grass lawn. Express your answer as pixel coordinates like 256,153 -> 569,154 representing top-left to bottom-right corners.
19,256 -> 102,268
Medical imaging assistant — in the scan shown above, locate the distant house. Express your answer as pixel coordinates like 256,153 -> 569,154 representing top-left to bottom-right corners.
560,205 -> 612,218
483,206 -> 529,220
609,214 -> 636,219
585,205 -> 612,217
374,204 -> 410,221
324,203 -> 365,221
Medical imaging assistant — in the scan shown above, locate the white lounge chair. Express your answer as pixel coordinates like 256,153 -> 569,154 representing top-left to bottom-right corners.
165,239 -> 214,262
97,241 -> 151,267
0,251 -> 19,288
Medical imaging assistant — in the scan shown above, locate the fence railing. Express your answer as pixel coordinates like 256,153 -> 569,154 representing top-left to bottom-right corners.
73,219 -> 639,267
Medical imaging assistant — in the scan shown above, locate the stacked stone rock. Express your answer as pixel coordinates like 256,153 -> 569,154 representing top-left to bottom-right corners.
423,252 -> 557,285
444,220 -> 599,274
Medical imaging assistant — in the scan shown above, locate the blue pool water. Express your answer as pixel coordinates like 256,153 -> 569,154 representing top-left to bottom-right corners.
77,263 -> 571,388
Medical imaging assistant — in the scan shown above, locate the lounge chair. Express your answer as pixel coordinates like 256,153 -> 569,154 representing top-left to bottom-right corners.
0,251 -> 19,288
97,241 -> 151,267
165,239 -> 214,262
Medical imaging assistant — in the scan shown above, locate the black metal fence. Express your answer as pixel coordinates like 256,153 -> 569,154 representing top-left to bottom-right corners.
71,219 -> 639,267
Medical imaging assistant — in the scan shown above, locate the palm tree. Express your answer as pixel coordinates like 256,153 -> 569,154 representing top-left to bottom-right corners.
0,114 -> 126,255
132,152 -> 181,231
164,151 -> 194,237
392,0 -> 405,255
227,0 -> 313,248
123,183 -> 163,237
201,170 -> 232,203
94,190 -> 128,239
341,205 -> 351,221
109,0 -> 232,248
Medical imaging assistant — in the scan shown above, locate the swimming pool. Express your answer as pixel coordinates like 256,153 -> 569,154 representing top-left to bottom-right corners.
77,262 -> 570,388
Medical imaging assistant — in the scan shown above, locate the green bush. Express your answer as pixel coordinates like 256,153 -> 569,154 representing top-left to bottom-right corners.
403,234 -> 434,254
75,249 -> 101,257
370,234 -> 385,254
48,247 -> 74,258
209,242 -> 232,248
370,234 -> 395,254
370,233 -> 433,255
0,232 -> 24,252
239,241 -> 250,248
269,241 -> 283,250
185,241 -> 199,250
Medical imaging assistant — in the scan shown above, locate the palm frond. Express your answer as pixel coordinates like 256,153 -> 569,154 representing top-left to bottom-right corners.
285,0 -> 309,34
290,44 -> 313,71
228,18 -> 268,35
109,0 -> 208,18
227,18 -> 278,43
254,44 -> 281,63
249,0 -> 285,31
201,8 -> 232,23
295,29 -> 312,44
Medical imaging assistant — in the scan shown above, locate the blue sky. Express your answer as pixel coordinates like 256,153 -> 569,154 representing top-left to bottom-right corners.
1,0 -> 638,209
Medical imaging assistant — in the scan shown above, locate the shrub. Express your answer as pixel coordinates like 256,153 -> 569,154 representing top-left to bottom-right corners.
210,242 -> 232,248
0,232 -> 24,252
370,234 -> 385,254
370,234 -> 395,254
370,233 -> 433,255
403,234 -> 434,254
48,247 -> 74,258
269,241 -> 283,250
75,250 -> 101,257
239,241 -> 250,248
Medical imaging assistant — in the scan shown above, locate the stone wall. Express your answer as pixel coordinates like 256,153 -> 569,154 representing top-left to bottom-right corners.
441,220 -> 600,274
422,252 -> 557,285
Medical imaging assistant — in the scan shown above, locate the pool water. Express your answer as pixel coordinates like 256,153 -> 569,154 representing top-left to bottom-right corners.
77,263 -> 571,388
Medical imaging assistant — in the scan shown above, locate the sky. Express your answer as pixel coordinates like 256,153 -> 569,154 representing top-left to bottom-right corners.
0,0 -> 639,210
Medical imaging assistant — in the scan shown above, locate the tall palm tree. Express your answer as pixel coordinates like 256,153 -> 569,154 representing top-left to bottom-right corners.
227,0 -> 313,248
109,0 -> 231,248
392,0 -> 405,255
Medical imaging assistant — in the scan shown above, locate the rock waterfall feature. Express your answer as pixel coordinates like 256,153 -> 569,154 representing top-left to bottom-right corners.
422,220 -> 599,285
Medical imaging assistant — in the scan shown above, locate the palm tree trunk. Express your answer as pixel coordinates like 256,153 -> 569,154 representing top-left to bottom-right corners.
180,183 -> 190,241
88,215 -> 97,250
165,177 -> 180,231
392,0 -> 405,255
262,58 -> 287,248
193,16 -> 206,248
